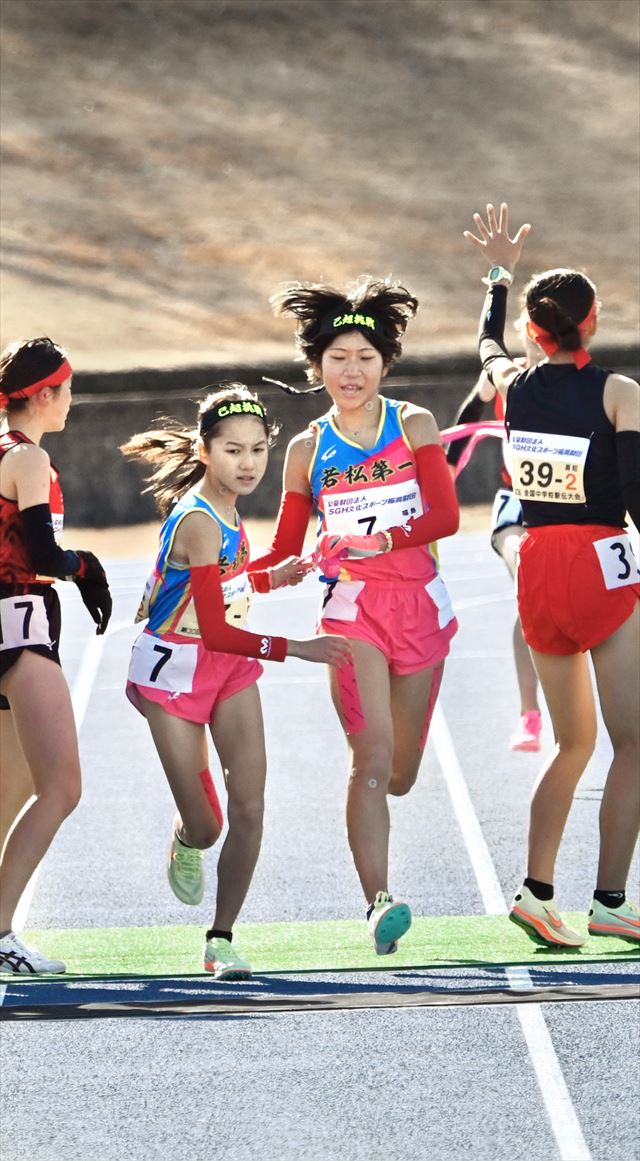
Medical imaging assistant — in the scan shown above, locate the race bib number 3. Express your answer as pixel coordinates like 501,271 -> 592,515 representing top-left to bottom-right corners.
593,535 -> 640,591
510,431 -> 589,504
0,595 -> 51,652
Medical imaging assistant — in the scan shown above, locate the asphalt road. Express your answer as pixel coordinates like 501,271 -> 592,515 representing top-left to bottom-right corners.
0,529 -> 638,1161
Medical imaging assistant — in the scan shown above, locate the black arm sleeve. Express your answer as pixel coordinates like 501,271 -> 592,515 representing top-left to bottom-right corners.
616,431 -> 640,531
445,387 -> 488,467
479,285 -> 510,383
20,504 -> 81,577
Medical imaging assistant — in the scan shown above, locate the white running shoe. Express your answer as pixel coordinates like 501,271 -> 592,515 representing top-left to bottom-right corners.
368,891 -> 412,955
204,937 -> 252,980
167,832 -> 205,905
0,932 -> 66,975
509,885 -> 585,947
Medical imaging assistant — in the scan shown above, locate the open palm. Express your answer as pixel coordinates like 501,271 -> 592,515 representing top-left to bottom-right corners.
464,202 -> 531,272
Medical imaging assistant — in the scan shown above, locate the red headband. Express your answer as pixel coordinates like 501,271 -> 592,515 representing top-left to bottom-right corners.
0,359 -> 73,408
526,300 -> 597,370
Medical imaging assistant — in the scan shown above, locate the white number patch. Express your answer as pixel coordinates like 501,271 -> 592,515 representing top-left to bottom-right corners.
425,574 -> 456,629
510,431 -> 589,504
323,479 -> 423,537
490,488 -> 523,534
128,633 -> 198,693
0,595 -> 51,652
593,534 -> 640,590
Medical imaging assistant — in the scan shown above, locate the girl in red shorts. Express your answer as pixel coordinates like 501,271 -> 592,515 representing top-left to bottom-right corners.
251,279 -> 460,955
0,338 -> 112,975
121,385 -> 350,979
465,202 -> 640,947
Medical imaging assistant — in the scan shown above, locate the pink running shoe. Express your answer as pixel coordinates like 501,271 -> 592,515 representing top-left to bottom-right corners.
509,710 -> 542,752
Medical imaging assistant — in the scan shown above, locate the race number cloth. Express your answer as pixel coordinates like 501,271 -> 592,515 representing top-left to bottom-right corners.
592,534 -> 640,590
509,431 -> 589,505
0,593 -> 51,651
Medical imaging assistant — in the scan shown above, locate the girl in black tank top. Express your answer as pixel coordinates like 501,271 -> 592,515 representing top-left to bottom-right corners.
464,202 -> 640,949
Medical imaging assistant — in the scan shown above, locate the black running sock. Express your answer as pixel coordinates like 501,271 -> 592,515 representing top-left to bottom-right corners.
175,832 -> 194,849
366,904 -> 374,921
206,928 -> 232,943
593,890 -> 625,909
523,877 -> 554,902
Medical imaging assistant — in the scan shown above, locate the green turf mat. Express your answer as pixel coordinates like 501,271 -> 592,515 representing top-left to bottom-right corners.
19,914 -> 639,979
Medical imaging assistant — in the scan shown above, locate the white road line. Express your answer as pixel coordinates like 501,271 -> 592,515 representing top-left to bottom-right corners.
430,702 -> 592,1161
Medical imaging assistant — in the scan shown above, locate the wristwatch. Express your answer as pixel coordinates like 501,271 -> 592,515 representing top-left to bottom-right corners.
482,265 -> 513,287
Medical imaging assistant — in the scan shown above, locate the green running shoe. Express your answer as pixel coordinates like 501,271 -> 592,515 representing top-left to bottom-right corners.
204,937 -> 252,980
588,897 -> 640,942
167,832 -> 205,905
368,891 -> 412,955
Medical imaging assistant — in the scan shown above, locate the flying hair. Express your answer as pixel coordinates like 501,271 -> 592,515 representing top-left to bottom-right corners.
120,384 -> 277,518
270,275 -> 419,385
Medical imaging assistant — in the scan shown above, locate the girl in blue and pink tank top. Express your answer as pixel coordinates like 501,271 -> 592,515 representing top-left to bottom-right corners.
251,277 -> 460,956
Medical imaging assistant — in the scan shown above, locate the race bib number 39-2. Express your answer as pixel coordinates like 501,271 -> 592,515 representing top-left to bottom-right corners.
510,431 -> 589,504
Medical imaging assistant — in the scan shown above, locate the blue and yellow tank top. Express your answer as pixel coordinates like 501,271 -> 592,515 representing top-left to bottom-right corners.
136,491 -> 252,638
309,396 -> 437,584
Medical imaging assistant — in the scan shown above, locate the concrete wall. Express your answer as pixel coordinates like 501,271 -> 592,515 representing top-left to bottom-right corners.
44,348 -> 639,526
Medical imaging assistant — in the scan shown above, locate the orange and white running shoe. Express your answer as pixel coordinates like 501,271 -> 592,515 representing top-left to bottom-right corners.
509,885 -> 585,947
588,898 -> 640,943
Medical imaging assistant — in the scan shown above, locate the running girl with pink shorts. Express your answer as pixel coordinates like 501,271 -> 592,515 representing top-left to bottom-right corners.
465,202 -> 640,948
252,279 -> 460,955
122,385 -> 351,979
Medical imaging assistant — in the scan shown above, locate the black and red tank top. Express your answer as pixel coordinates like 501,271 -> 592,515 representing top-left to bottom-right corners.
505,363 -> 625,528
0,430 -> 64,587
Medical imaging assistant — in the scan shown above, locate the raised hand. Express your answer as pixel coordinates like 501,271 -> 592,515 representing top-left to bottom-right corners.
288,634 -> 353,667
464,202 -> 531,273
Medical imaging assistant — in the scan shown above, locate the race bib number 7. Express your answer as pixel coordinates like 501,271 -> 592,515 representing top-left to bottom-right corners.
0,595 -> 50,652
510,431 -> 589,504
128,633 -> 198,693
324,478 -> 423,536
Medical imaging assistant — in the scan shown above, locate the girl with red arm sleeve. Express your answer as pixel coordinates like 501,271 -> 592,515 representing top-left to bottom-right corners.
253,277 -> 460,957
121,385 -> 351,979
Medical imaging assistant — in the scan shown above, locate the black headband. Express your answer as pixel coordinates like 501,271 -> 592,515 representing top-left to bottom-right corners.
316,309 -> 381,337
200,398 -> 268,436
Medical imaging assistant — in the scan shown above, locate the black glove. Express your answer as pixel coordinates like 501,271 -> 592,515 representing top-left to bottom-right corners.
74,551 -> 112,635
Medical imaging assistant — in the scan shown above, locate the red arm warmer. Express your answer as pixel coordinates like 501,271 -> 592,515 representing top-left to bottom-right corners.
247,490 -> 313,572
190,564 -> 287,662
388,443 -> 460,549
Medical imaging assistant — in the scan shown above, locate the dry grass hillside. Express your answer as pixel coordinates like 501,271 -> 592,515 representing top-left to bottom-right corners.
1,0 -> 638,370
